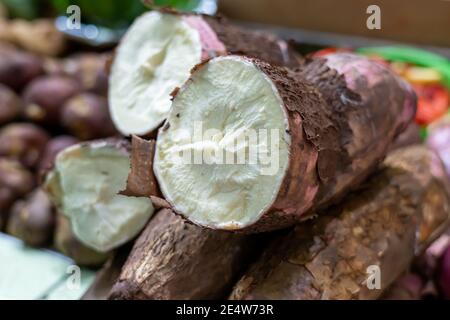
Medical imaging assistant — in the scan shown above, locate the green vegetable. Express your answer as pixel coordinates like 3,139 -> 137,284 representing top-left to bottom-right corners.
1,0 -> 40,19
419,126 -> 428,141
50,0 -> 147,28
50,0 -> 203,28
143,0 -> 202,11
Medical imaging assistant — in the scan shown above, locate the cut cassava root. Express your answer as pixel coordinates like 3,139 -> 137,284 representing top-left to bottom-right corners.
229,146 -> 450,300
109,10 -> 299,136
153,53 -> 416,232
109,208 -> 265,300
44,139 -> 154,253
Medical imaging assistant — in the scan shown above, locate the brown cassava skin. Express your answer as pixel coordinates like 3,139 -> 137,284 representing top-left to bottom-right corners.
0,84 -> 22,124
193,15 -> 300,68
0,46 -> 43,91
37,135 -> 79,182
23,76 -> 80,126
120,136 -> 160,198
389,122 -> 421,151
63,53 -> 110,96
0,158 -> 35,229
61,93 -> 117,140
109,208 -> 265,300
156,53 -> 416,232
82,245 -> 132,300
229,146 -> 450,300
0,123 -> 50,168
6,189 -> 55,247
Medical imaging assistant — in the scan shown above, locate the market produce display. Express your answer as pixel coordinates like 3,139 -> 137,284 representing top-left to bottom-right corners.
0,2 -> 449,301
153,53 -> 416,232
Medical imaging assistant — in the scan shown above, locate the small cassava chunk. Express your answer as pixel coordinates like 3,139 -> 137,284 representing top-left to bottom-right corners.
8,19 -> 66,56
109,10 -> 300,136
61,93 -> 117,140
44,139 -> 154,253
0,123 -> 50,168
64,53 -> 110,96
6,189 -> 55,247
109,208 -> 264,300
38,135 -> 79,182
153,53 -> 416,232
229,146 -> 450,300
54,213 -> 109,268
0,47 -> 43,91
0,84 -> 22,124
0,158 -> 35,229
23,76 -> 80,126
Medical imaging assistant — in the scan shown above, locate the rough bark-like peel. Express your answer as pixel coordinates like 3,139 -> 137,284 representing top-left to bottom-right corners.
229,146 -> 450,300
109,209 -> 265,300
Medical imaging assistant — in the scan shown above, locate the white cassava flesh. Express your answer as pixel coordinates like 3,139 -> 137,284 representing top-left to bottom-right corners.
109,11 -> 202,136
154,56 -> 290,230
45,141 -> 154,252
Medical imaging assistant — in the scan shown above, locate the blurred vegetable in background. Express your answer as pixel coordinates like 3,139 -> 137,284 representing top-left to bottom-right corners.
143,0 -> 202,11
414,84 -> 449,125
1,0 -> 211,27
50,0 -> 147,28
1,0 -> 41,20
357,46 -> 450,89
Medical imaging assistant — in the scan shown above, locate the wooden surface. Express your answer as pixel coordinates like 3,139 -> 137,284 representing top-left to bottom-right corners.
218,0 -> 450,48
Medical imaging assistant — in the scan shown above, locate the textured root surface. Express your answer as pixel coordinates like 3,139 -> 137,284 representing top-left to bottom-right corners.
154,53 -> 416,232
230,146 -> 450,300
109,209 -> 265,300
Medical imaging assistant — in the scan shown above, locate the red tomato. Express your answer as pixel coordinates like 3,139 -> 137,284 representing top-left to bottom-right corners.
312,48 -> 351,57
414,84 -> 449,125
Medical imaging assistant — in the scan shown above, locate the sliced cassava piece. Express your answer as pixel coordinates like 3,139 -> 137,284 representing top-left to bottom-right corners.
109,208 -> 265,300
44,139 -> 154,253
54,213 -> 109,268
229,146 -> 450,300
109,10 -> 299,136
153,53 -> 417,232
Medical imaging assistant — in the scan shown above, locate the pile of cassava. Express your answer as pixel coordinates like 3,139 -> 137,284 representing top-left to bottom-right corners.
1,8 -> 450,300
